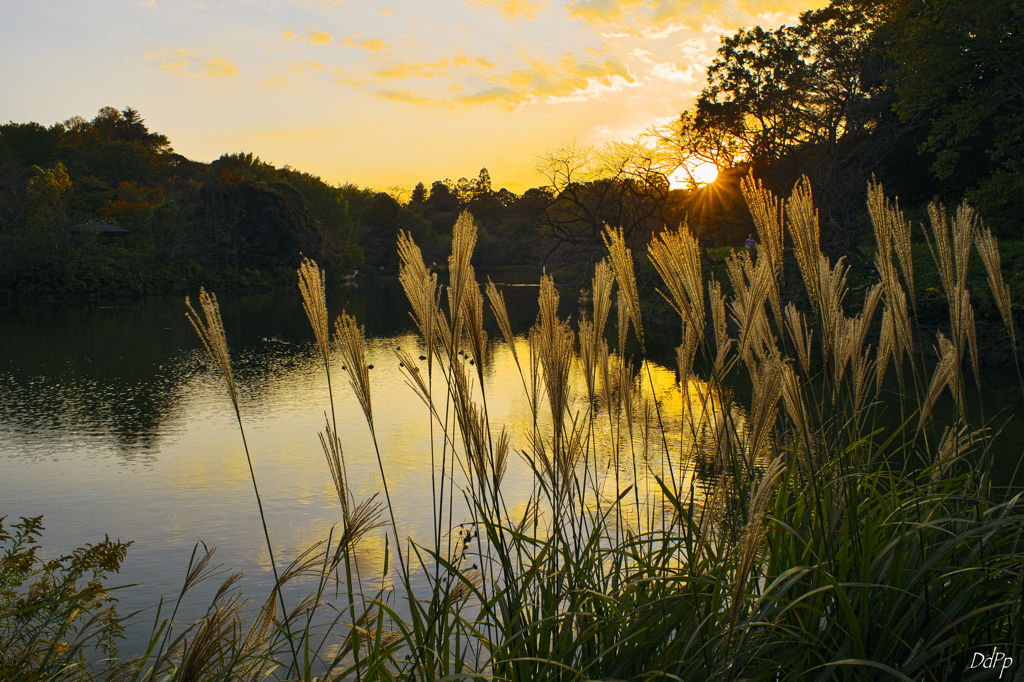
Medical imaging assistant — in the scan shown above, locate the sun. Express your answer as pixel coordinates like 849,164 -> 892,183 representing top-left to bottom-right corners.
669,162 -> 719,189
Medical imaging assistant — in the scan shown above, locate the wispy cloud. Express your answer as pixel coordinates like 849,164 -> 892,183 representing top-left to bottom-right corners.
360,38 -> 392,52
380,7 -> 394,16
467,0 -> 546,20
204,58 -> 238,77
374,89 -> 432,103
280,29 -> 295,40
306,29 -> 332,46
287,60 -> 324,73
161,59 -> 189,75
568,0 -> 640,24
145,49 -> 237,78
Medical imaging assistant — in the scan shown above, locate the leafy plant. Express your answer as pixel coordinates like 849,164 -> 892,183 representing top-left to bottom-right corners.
0,515 -> 131,679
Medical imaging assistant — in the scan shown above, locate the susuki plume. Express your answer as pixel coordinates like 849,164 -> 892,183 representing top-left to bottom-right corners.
397,230 -> 438,369
786,177 -> 822,310
186,288 -> 239,411
731,453 -> 787,625
741,173 -> 785,327
297,258 -> 330,367
648,225 -> 706,334
334,312 -> 373,427
604,226 -> 645,349
784,303 -> 813,377
976,224 -> 1017,350
918,332 -> 962,431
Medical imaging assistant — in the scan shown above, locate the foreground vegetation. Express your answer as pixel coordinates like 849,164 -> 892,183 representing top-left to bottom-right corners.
3,176 -> 1024,680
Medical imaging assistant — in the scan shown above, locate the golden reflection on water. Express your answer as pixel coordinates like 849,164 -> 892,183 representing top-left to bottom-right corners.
160,327 -> 759,590
0,300 -> 766,652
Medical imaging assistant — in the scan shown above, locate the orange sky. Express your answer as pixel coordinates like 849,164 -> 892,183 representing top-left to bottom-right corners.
3,0 -> 825,193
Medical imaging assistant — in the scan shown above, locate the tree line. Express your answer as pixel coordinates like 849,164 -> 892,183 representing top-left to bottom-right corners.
0,0 -> 1018,296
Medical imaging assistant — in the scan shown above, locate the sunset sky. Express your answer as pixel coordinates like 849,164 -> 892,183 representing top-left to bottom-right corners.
4,0 -> 823,193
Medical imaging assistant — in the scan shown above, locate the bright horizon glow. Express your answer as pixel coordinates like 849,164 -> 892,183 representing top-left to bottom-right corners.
1,1 -> 825,194
670,162 -> 719,189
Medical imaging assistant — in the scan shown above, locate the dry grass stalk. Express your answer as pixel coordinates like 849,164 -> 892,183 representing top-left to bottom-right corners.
447,211 -> 479,353
868,179 -> 896,291
621,356 -> 637,437
741,173 -> 785,326
932,421 -> 988,481
298,258 -> 330,367
869,182 -> 918,311
337,607 -> 379,661
867,179 -> 918,322
784,303 -> 813,377
853,283 -> 883,357
952,202 -> 975,296
180,574 -> 250,682
446,569 -> 484,605
693,381 -> 731,469
786,177 -> 822,310
462,270 -> 488,381
579,319 -> 598,404
927,201 -> 976,316
320,418 -> 351,521
709,280 -> 734,376
395,349 -> 432,410
730,453 -> 787,626
527,413 -> 586,503
890,286 -> 914,365
927,202 -> 980,382
445,350 -> 491,494
876,307 -> 896,392
780,362 -> 812,473
486,278 -> 517,363
539,322 -> 576,458
648,225 -> 706,334
604,226 -> 645,349
677,323 -> 700,423
185,288 -> 239,411
926,202 -> 956,302
918,332 -> 962,432
817,255 -> 849,375
319,418 -> 387,558
961,291 -> 980,389
746,356 -> 782,467
726,251 -> 772,374
579,260 -> 616,404
835,283 -> 882,403
851,344 -> 876,418
617,288 -> 631,365
599,337 -> 612,414
246,542 -> 331,636
398,231 -> 438,369
976,225 -> 1017,349
492,426 -> 510,492
333,311 -> 373,427
334,494 -> 388,561
180,544 -> 223,595
592,258 -> 615,341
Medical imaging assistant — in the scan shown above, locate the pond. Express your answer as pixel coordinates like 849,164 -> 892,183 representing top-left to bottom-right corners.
3,276 -> 1023,659
0,278 -> 717,655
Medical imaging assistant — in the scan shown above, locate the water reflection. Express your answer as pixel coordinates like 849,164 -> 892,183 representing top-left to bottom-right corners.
0,280 -> 750,655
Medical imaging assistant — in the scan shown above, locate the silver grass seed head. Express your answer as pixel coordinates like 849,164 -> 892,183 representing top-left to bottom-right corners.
297,257 -> 330,367
185,288 -> 239,411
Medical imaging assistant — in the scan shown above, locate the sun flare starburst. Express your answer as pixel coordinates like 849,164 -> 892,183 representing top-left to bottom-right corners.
670,162 -> 719,189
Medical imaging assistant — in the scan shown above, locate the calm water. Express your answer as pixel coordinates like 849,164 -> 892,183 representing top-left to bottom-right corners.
0,279 -> 708,654
3,279 -> 1023,657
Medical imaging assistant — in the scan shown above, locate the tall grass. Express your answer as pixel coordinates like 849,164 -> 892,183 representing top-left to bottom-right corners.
5,176 -> 1023,680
